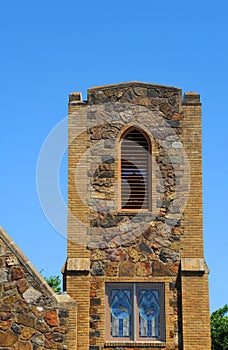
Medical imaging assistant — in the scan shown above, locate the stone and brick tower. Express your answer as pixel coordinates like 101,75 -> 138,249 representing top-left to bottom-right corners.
63,82 -> 211,350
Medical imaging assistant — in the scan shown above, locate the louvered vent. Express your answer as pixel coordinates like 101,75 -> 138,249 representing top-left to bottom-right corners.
121,129 -> 150,210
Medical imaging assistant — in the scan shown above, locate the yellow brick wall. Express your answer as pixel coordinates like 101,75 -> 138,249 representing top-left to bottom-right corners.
67,102 -> 91,350
180,95 -> 211,349
181,273 -> 211,349
181,102 -> 204,258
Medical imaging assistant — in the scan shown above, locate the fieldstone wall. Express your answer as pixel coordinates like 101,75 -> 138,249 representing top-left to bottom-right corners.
87,83 -> 182,112
86,85 -> 186,269
0,228 -> 77,350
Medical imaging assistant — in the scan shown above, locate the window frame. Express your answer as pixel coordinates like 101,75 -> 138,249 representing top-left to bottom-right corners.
118,126 -> 152,212
105,283 -> 165,342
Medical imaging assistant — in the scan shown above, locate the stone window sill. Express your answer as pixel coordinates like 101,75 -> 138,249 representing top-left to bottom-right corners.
105,341 -> 166,348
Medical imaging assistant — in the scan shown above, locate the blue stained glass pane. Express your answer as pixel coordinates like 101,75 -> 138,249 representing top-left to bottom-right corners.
110,289 -> 131,337
148,319 -> 152,337
138,289 -> 160,338
111,289 -> 131,319
139,290 -> 160,320
119,319 -> 123,337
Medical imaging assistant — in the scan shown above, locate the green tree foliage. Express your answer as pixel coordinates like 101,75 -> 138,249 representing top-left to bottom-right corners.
44,275 -> 62,293
211,304 -> 228,350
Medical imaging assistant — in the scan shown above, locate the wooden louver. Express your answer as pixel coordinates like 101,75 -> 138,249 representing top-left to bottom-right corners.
121,129 -> 150,210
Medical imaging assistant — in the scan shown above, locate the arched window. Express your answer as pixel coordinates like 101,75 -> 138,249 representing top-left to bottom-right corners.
120,127 -> 151,210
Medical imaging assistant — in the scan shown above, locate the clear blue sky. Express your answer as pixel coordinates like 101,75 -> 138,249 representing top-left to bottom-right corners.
0,1 -> 227,312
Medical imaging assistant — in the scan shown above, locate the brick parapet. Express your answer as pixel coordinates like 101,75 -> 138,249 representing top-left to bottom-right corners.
180,101 -> 204,259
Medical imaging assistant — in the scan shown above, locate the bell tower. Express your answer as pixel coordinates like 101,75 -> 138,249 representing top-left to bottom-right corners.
63,82 -> 211,350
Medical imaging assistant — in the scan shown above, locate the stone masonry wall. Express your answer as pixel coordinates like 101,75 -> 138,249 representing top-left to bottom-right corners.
0,228 -> 77,350
67,82 -> 190,350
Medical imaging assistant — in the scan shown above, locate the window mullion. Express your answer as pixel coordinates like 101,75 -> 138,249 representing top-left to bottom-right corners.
133,283 -> 137,341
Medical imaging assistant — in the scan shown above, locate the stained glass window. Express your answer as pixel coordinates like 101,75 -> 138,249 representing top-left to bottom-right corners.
138,289 -> 160,338
106,283 -> 164,342
110,288 -> 132,337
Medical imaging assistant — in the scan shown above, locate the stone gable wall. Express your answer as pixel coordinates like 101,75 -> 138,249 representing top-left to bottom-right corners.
0,228 -> 77,350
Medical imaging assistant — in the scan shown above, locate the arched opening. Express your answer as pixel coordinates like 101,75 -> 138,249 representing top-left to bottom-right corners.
120,127 -> 151,210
